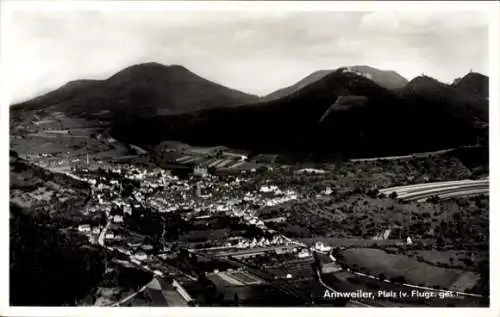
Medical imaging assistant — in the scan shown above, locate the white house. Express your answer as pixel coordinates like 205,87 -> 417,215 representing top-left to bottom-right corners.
123,205 -> 132,215
134,252 -> 148,261
314,241 -> 332,252
142,244 -> 154,251
130,258 -> 142,265
297,249 -> 311,258
78,224 -> 91,233
383,229 -> 392,240
323,186 -> 333,195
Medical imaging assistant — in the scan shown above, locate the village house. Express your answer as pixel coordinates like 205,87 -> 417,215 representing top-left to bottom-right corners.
78,224 -> 91,233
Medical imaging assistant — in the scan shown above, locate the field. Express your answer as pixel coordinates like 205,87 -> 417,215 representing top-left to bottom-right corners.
229,271 -> 265,285
337,248 -> 479,291
202,273 -> 296,306
209,271 -> 265,286
406,249 -> 488,271
10,155 -> 91,216
10,111 -> 132,159
165,256 -> 237,277
237,252 -> 316,283
166,150 -> 250,170
178,229 -> 231,243
11,132 -> 130,158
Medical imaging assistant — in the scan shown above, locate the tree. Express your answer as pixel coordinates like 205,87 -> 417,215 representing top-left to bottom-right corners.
367,189 -> 379,198
99,211 -> 107,227
378,273 -> 386,281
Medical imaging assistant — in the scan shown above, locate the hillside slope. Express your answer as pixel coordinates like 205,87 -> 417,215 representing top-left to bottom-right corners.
9,152 -> 105,306
452,72 -> 489,99
400,75 -> 488,122
263,66 -> 408,101
10,152 -> 91,213
263,70 -> 333,101
11,62 -> 259,120
112,69 -> 487,159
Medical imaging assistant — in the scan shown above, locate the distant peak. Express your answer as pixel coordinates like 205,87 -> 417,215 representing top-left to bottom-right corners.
107,62 -> 194,81
117,62 -> 190,72
408,75 -> 441,84
462,72 -> 488,80
166,64 -> 188,70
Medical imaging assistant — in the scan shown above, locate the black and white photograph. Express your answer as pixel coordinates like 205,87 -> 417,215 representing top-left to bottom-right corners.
1,0 -> 498,315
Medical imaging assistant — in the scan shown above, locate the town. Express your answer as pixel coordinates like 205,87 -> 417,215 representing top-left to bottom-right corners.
9,145 -> 489,307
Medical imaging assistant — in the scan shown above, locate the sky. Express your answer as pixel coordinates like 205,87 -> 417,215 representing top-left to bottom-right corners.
1,3 -> 490,103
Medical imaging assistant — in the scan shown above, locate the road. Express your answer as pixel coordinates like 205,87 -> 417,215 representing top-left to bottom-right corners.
91,219 -> 154,307
95,218 -> 196,307
110,284 -> 149,307
97,221 -> 111,247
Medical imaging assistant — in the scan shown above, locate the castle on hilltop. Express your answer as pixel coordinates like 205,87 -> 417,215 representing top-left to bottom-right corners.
345,66 -> 373,80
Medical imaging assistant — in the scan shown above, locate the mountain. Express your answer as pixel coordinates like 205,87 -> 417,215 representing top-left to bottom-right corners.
263,66 -> 408,101
9,63 -> 260,156
452,72 -> 489,99
263,70 -> 333,101
399,75 -> 488,121
112,69 -> 486,159
11,63 -> 487,160
11,62 -> 259,120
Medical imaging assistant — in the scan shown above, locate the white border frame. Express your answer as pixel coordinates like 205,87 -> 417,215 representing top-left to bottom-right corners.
0,1 -> 498,317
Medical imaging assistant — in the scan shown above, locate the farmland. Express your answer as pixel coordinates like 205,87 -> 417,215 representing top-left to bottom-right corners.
406,249 -> 488,271
154,144 -> 258,171
336,248 -> 480,292
183,271 -> 298,306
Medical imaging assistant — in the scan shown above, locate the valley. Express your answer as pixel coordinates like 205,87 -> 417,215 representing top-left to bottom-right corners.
9,63 -> 490,308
